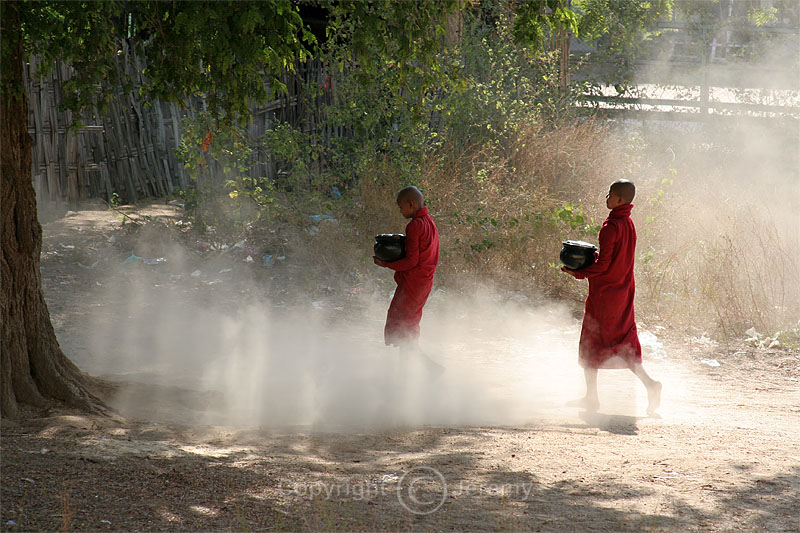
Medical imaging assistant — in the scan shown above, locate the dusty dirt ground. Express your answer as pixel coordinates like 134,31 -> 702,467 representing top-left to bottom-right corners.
2,201 -> 799,531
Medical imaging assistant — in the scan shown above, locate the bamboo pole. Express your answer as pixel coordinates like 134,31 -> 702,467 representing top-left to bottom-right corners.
26,53 -> 349,205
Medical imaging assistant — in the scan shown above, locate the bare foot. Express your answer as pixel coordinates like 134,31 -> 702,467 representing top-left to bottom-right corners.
566,396 -> 599,412
647,381 -> 662,414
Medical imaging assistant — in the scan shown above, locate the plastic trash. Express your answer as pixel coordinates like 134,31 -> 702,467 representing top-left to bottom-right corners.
121,251 -> 143,264
263,254 -> 273,266
332,186 -> 342,199
309,214 -> 335,223
639,331 -> 666,359
122,252 -> 166,265
190,270 -> 202,277
701,359 -> 720,367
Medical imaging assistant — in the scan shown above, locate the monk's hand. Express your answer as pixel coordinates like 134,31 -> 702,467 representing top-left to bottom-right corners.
373,256 -> 386,267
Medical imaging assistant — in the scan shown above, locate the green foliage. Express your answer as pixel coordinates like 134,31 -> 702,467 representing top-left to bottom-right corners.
638,249 -> 655,264
133,1 -> 316,123
314,0 -> 593,192
575,0 -> 672,45
176,111 -> 270,230
443,4 -> 577,147
7,2 -> 121,115
673,0 -> 729,52
324,0 -> 461,108
450,199 -> 599,271
173,186 -> 198,215
747,6 -> 778,27
321,63 -> 432,186
573,0 -> 673,85
512,0 -> 580,49
551,202 -> 600,235
669,0 -> 796,66
313,0 -> 464,187
13,1 -> 315,124
305,0 -> 673,189
263,121 -> 331,195
649,178 -> 673,207
177,113 -> 252,183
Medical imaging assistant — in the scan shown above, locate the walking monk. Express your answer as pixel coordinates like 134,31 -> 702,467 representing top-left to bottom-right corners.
562,179 -> 662,414
373,186 -> 440,356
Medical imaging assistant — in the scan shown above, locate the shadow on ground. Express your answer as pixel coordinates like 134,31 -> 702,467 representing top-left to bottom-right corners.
4,413 -> 798,531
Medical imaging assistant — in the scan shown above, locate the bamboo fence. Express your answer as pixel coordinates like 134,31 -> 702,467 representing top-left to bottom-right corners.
26,46 -> 334,205
26,51 -> 187,205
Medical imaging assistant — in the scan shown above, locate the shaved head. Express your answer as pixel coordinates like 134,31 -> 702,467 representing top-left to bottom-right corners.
396,186 -> 424,209
610,179 -> 636,204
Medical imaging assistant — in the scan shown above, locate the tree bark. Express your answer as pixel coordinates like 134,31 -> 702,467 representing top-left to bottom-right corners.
1,3 -> 105,418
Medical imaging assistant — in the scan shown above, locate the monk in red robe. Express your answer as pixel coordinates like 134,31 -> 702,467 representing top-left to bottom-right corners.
562,180 -> 662,414
374,186 -> 439,350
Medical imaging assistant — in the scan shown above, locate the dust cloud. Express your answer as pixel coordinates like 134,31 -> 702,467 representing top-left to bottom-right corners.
630,27 -> 800,221
77,272 -> 608,429
64,23 -> 797,433
611,30 -> 800,333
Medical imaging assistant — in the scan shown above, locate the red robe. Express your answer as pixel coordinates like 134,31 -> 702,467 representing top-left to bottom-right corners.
382,206 -> 439,346
571,203 -> 642,369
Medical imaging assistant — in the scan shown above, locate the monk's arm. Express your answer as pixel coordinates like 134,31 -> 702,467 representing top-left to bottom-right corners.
570,222 -> 617,279
382,219 -> 421,272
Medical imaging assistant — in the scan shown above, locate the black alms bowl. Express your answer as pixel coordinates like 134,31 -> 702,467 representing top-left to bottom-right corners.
560,240 -> 597,270
374,234 -> 406,262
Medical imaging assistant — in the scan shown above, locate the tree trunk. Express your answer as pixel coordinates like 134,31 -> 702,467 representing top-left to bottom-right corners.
1,3 -> 105,418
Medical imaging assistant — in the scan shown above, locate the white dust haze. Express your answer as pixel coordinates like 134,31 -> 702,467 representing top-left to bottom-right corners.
61,28 -> 797,432
75,275 -> 613,429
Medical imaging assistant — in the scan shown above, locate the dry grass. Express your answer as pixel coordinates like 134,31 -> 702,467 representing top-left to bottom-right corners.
634,184 -> 799,339
59,487 -> 77,532
634,215 -> 800,338
407,119 -> 621,297
696,215 -> 799,336
239,117 -> 799,341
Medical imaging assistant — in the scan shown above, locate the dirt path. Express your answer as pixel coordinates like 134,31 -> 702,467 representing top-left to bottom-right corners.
2,203 -> 799,531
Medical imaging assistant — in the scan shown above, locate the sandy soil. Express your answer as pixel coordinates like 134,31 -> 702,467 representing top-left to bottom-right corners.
2,201 -> 799,531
